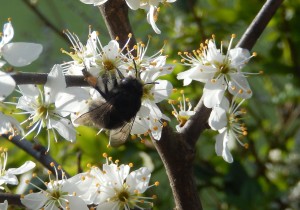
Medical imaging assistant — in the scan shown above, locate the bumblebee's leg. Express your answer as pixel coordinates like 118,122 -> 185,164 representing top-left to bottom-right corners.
82,68 -> 108,99
116,68 -> 125,80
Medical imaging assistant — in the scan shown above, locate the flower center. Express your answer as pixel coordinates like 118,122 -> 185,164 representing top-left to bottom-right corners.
142,84 -> 155,101
178,115 -> 188,127
103,60 -> 115,71
51,190 -> 62,200
219,64 -> 230,74
118,190 -> 130,202
37,105 -> 47,117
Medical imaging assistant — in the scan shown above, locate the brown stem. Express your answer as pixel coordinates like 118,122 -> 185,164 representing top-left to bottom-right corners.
98,0 -> 136,49
1,134 -> 70,178
153,126 -> 203,210
237,0 -> 285,50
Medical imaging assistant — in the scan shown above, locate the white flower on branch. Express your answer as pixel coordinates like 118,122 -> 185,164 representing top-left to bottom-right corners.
21,163 -> 88,210
208,97 -> 248,163
125,39 -> 174,140
177,34 -> 256,108
62,29 -> 130,81
15,65 -> 89,151
68,154 -> 156,209
0,148 -> 35,191
0,112 -> 23,137
169,89 -> 195,132
63,31 -> 174,142
126,0 -> 176,34
78,0 -> 176,34
0,19 -> 42,67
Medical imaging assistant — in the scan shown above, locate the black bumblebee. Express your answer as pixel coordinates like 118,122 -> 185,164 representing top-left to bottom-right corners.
75,65 -> 143,147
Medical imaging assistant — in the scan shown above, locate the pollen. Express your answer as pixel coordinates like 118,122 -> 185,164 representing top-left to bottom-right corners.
154,181 -> 160,186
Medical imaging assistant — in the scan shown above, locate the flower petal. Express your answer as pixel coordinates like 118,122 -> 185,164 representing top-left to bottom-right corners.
44,65 -> 66,104
208,105 -> 227,131
1,21 -> 14,46
79,0 -> 108,6
125,0 -> 141,10
21,192 -> 48,209
0,200 -> 8,210
152,80 -> 173,103
215,131 -> 233,163
228,73 -> 252,99
127,167 -> 151,193
147,6 -> 161,34
203,78 -> 227,108
49,118 -> 76,142
6,161 -> 35,175
0,71 -> 15,101
2,42 -> 42,67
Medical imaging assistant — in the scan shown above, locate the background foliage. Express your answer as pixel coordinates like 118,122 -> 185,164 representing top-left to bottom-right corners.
0,0 -> 300,209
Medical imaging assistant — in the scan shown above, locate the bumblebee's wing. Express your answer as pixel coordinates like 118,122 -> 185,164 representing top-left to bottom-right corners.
109,120 -> 134,147
74,100 -> 110,129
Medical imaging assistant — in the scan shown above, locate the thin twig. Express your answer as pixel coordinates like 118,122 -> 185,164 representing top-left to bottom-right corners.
1,134 -> 70,178
11,73 -> 88,87
237,0 -> 285,50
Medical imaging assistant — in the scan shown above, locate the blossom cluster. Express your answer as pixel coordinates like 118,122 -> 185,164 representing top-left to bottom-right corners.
0,2 -> 259,208
61,28 -> 174,144
79,0 -> 177,34
177,35 -> 256,163
20,155 -> 156,210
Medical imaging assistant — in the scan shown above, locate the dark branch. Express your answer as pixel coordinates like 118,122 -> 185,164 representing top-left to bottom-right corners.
237,0 -> 284,50
1,134 -> 70,178
0,193 -> 22,206
11,73 -> 88,87
98,0 -> 136,49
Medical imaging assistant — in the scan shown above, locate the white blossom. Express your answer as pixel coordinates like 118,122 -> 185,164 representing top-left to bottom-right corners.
74,154 -> 155,209
125,40 -> 174,140
62,29 -> 129,79
208,97 -> 248,163
0,112 -> 23,136
15,65 -> 89,151
21,163 -> 88,210
177,34 -> 255,108
169,90 -> 195,132
0,148 -> 35,191
0,19 -> 42,67
78,0 -> 177,34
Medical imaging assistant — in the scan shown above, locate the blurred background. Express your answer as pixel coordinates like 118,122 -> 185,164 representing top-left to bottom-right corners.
0,0 -> 300,209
